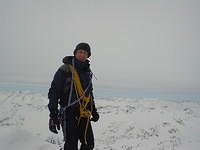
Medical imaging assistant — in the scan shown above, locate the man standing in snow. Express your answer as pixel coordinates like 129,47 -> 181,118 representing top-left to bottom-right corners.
48,42 -> 99,150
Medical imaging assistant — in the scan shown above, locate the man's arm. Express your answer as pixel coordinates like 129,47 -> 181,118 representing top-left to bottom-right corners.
91,91 -> 99,122
48,68 -> 66,118
48,65 -> 70,134
91,91 -> 97,113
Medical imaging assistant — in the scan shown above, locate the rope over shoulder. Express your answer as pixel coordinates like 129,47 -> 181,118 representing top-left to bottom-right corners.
67,63 -> 93,145
67,64 -> 92,118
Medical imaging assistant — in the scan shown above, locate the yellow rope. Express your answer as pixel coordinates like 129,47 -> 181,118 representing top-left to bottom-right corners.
68,64 -> 92,118
67,64 -> 92,144
84,117 -> 90,144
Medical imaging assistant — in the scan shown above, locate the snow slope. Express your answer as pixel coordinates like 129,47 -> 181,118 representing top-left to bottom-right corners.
0,90 -> 200,150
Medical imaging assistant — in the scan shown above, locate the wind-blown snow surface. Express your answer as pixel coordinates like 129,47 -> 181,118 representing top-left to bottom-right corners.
0,91 -> 200,150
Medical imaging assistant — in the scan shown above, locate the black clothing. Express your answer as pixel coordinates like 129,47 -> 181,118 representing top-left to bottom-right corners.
62,107 -> 94,150
48,56 -> 98,150
48,56 -> 96,113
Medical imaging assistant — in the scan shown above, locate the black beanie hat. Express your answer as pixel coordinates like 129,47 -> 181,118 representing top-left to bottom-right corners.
73,42 -> 91,58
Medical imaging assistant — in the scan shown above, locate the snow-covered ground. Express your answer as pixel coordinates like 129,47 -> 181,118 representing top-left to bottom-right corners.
0,90 -> 200,150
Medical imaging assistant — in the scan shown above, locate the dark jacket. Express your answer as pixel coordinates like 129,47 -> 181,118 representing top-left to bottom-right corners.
48,56 -> 97,118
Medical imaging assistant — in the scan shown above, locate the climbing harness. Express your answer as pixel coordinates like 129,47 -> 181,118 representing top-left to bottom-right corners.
61,57 -> 93,144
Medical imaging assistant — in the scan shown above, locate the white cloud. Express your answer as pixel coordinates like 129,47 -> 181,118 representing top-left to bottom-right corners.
0,0 -> 199,90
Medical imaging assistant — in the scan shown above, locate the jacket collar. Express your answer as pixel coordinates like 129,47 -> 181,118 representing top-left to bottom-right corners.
62,56 -> 90,72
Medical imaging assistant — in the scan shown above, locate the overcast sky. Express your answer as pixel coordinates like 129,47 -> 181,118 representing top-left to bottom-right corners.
0,0 -> 199,91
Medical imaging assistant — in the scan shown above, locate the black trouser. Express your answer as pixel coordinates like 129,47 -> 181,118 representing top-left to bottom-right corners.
61,107 -> 94,150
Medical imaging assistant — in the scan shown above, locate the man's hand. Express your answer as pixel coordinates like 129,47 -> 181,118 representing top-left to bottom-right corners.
49,117 -> 60,134
91,111 -> 99,122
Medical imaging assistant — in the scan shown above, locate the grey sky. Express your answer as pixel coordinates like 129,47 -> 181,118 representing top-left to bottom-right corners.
0,0 -> 200,91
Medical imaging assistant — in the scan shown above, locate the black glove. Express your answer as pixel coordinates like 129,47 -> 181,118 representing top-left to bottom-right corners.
49,117 -> 60,134
91,111 -> 99,122
48,107 -> 61,134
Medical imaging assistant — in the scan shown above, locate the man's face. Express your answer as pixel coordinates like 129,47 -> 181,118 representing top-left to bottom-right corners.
75,49 -> 88,62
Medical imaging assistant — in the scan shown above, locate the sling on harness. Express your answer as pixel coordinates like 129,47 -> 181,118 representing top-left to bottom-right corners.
60,60 -> 93,145
68,64 -> 93,118
60,57 -> 93,143
67,64 -> 93,145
